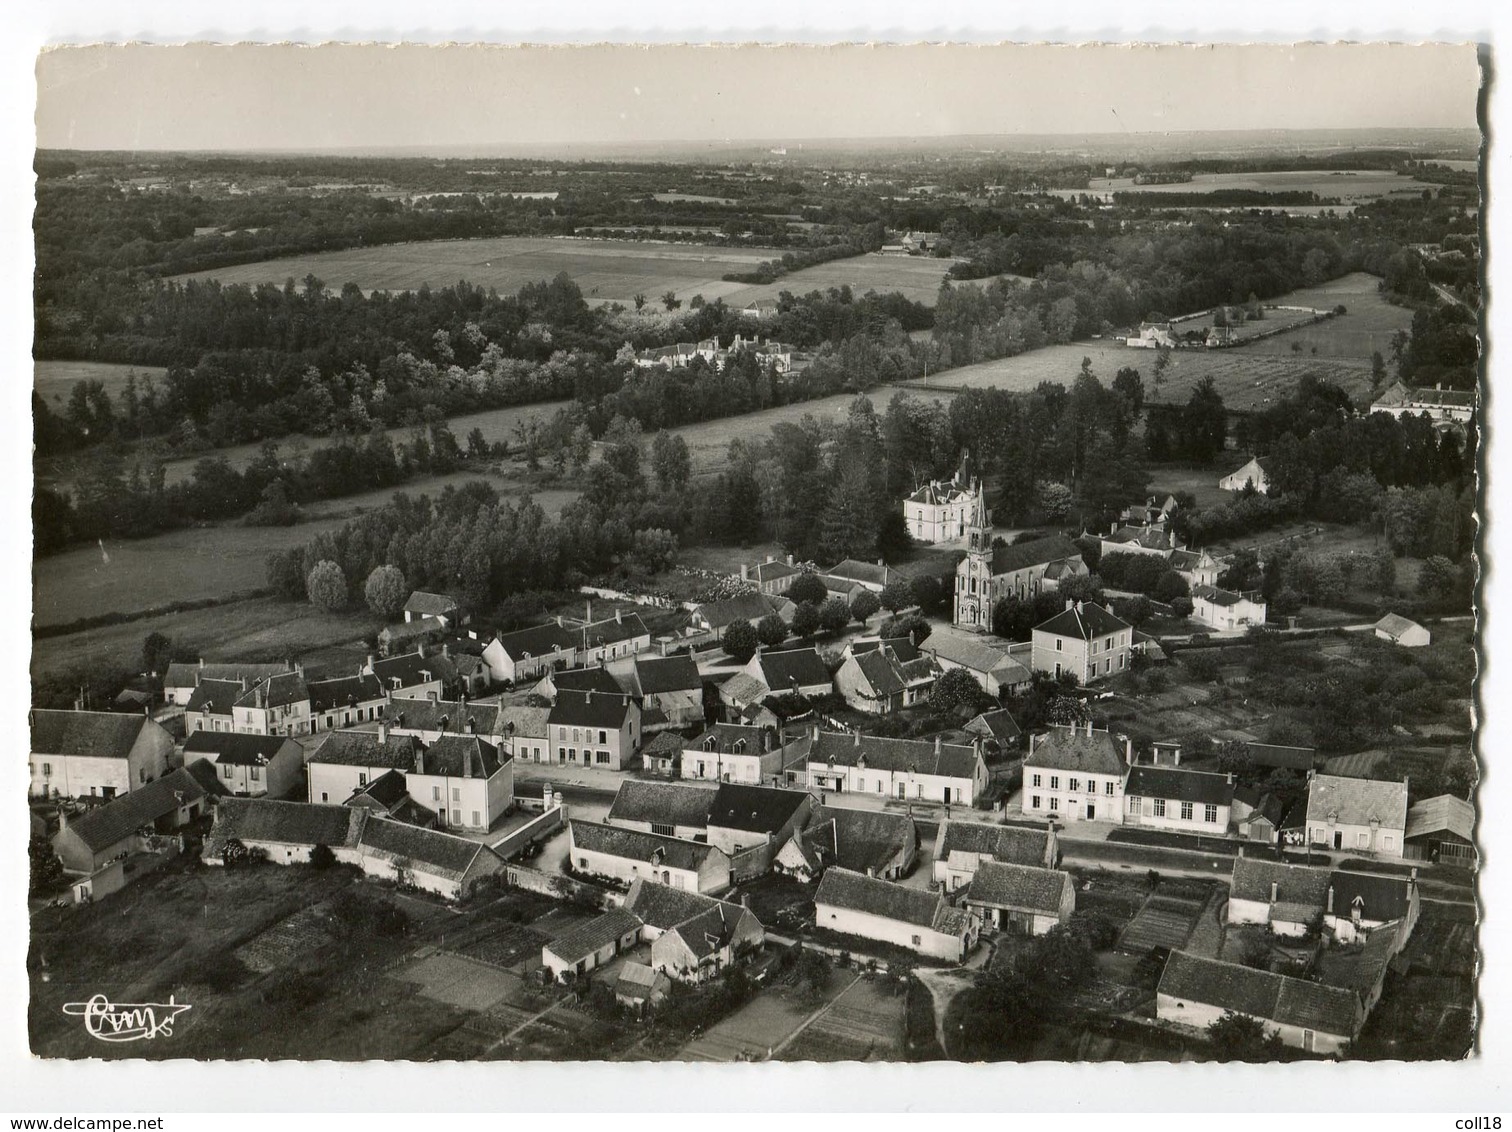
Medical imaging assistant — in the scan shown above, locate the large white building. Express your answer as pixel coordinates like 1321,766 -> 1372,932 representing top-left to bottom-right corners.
1030,601 -> 1134,685
903,453 -> 986,544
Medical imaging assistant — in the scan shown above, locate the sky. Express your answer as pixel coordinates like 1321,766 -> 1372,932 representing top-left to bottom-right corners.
35,42 -> 1482,152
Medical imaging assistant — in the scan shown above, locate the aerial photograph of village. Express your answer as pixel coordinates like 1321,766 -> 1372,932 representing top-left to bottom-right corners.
25,41 -> 1481,1067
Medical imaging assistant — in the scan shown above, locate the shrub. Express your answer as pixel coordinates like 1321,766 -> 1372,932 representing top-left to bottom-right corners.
363,564 -> 408,619
1067,910 -> 1120,951
306,559 -> 347,612
309,844 -> 337,870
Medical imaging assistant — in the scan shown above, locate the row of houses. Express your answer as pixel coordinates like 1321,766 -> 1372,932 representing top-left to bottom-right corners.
631,333 -> 807,375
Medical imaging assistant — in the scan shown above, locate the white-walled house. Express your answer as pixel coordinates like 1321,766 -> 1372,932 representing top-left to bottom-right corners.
1190,585 -> 1268,632
30,710 -> 175,800
681,723 -> 805,785
408,734 -> 514,833
1030,601 -> 1133,685
53,764 -> 218,876
568,820 -> 733,893
606,779 -> 712,840
1228,857 -> 1421,947
805,730 -> 988,807
1300,774 -> 1409,858
306,729 -> 424,806
1023,723 -> 1130,824
163,660 -> 295,707
813,867 -> 977,963
482,622 -> 578,685
1123,764 -> 1235,834
547,689 -> 641,770
182,732 -> 304,799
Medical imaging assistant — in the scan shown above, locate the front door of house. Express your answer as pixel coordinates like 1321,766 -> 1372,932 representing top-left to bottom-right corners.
1333,831 -> 1343,850
1086,802 -> 1096,821
942,787 -> 951,804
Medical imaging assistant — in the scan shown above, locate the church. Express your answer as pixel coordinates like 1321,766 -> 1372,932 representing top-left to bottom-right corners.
953,495 -> 1088,632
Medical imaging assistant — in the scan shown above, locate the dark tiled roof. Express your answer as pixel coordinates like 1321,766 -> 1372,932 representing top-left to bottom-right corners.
404,591 -> 458,616
310,731 -> 422,770
1032,602 -> 1131,641
668,903 -> 749,959
1246,743 -> 1317,771
1192,585 -> 1255,608
707,783 -> 811,834
607,780 -> 713,828
814,867 -> 945,930
386,699 -> 502,738
632,655 -> 702,695
810,731 -> 981,782
1159,951 -> 1280,1024
548,689 -> 634,729
551,666 -> 627,695
624,878 -> 724,931
247,671 -> 311,709
687,722 -> 778,755
62,766 -> 214,853
358,816 -> 496,878
499,705 -> 551,740
936,819 -> 1051,867
183,732 -> 298,766
545,908 -> 645,964
31,709 -> 150,759
348,768 -> 411,808
307,674 -> 384,713
757,647 -> 832,691
799,807 -> 916,875
1230,858 -> 1332,907
826,559 -> 893,587
1405,795 -> 1475,843
371,651 -> 459,690
570,820 -> 721,871
965,861 -> 1072,914
185,679 -> 242,717
210,797 -> 364,849
579,613 -> 650,649
851,649 -> 906,697
1125,766 -> 1235,807
492,622 -> 577,659
1026,727 -> 1127,777
163,662 -> 291,689
1329,871 -> 1414,922
419,735 -> 506,779
967,710 -> 1021,742
697,592 -> 784,630
989,535 -> 1081,577
750,560 -> 800,583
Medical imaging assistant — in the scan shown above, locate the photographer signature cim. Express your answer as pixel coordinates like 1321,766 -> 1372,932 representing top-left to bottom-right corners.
62,994 -> 191,1042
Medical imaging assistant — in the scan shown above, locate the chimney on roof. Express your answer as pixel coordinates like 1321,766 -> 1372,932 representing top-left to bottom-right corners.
241,676 -> 249,692
367,654 -> 375,671
414,748 -> 424,775
463,745 -> 474,779
854,730 -> 861,747
1270,881 -> 1278,902
586,599 -> 593,623
555,615 -> 563,628
378,721 -> 389,744
199,658 -> 205,669
876,558 -> 884,568
813,722 -> 821,741
741,564 -> 749,582
1326,885 -> 1335,915
1065,598 -> 1075,612
585,689 -> 593,703
616,608 -> 623,625
787,554 -> 794,567
467,717 -> 476,735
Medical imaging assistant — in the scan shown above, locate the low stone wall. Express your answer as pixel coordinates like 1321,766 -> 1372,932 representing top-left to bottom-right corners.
493,803 -> 568,860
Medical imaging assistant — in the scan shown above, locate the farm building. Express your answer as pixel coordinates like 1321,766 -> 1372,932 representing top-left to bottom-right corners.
649,900 -> 765,985
814,867 -> 978,963
963,708 -> 1023,751
705,782 -> 818,878
384,698 -> 506,746
1369,381 -> 1475,425
774,805 -> 919,883
403,591 -> 459,625
541,908 -> 645,983
615,962 -> 673,1012
52,763 -> 220,876
834,638 -> 940,714
1219,456 -> 1273,494
1375,613 -> 1431,648
927,635 -> 1032,697
1156,950 -> 1363,1055
743,646 -> 834,700
163,660 -> 295,707
305,728 -> 424,806
1403,794 -> 1476,866
606,779 -> 712,840
1246,742 -> 1318,773
959,860 -> 1076,936
690,592 -> 794,642
567,820 -> 732,894
932,819 -> 1058,892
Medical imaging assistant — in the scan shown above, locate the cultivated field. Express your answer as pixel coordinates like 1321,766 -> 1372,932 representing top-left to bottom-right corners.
912,340 -> 1374,412
34,359 -> 168,407
1085,169 -> 1442,203
170,236 -> 776,306
1231,272 -> 1416,358
168,235 -> 994,310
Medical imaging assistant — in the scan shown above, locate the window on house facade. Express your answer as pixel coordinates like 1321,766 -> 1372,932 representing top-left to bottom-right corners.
452,788 -> 461,801
1384,835 -> 1395,851
598,730 -> 607,744
652,823 -> 675,837
358,773 -> 368,786
1069,778 -> 1080,793
1153,798 -> 1166,817
1032,774 -> 1042,788
597,751 -> 610,765
1055,639 -> 1062,652
222,765 -> 234,779
250,767 -> 260,781
1180,801 -> 1194,821
452,809 -> 461,824
1205,804 -> 1218,823
912,935 -> 921,946
1119,655 -> 1126,670
1031,795 -> 1041,810
1049,797 -> 1059,812
433,786 -> 441,800
1050,776 -> 1060,790
1104,781 -> 1115,796
320,792 -> 329,802
472,811 -> 480,826
573,729 -> 581,744
1128,795 -> 1142,814
1358,832 -> 1368,848
558,727 -> 566,739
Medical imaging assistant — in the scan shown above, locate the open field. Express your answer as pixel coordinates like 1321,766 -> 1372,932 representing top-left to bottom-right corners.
167,235 -> 994,310
35,360 -> 169,408
1229,272 -> 1416,358
1085,170 -> 1442,203
170,236 -> 777,306
912,341 -> 1374,413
